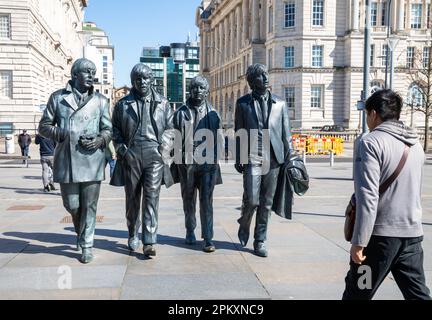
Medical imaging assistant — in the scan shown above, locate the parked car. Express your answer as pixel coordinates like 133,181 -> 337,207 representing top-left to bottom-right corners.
319,125 -> 346,132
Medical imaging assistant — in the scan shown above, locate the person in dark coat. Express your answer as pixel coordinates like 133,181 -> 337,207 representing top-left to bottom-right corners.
110,63 -> 175,257
234,63 -> 294,257
18,130 -> 31,163
39,58 -> 112,264
172,76 -> 223,253
35,133 -> 56,192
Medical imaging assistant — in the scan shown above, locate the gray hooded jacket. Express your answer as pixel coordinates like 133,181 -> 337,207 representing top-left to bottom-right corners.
352,120 -> 425,247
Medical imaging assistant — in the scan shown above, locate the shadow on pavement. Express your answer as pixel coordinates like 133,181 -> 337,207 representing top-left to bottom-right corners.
312,177 -> 353,181
0,186 -> 61,196
1,231 -> 131,261
294,211 -> 345,218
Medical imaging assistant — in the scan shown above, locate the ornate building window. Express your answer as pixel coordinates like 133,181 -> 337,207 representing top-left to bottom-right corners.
0,71 -> 12,99
411,4 -> 422,29
423,47 -> 430,68
381,44 -> 389,67
0,14 -> 11,39
407,84 -> 423,107
285,46 -> 294,68
407,47 -> 415,68
371,2 -> 378,26
312,0 -> 324,26
312,45 -> 323,67
284,87 -> 295,108
284,1 -> 295,28
311,86 -> 323,108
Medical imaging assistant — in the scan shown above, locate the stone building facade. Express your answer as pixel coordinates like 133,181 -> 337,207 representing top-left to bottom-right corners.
82,21 -> 115,109
0,0 -> 87,133
197,0 -> 431,129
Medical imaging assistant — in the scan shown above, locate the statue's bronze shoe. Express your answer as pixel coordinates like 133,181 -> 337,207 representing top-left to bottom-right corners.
128,236 -> 140,251
80,248 -> 94,264
143,245 -> 156,257
185,231 -> 196,245
253,241 -> 268,258
238,226 -> 249,247
203,240 -> 216,253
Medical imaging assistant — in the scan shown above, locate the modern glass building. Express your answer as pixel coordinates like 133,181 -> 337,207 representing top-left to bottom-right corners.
140,42 -> 200,109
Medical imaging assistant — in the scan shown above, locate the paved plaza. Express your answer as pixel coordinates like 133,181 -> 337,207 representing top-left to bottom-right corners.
0,143 -> 431,300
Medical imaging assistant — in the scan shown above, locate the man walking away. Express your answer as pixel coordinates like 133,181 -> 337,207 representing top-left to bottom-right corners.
343,89 -> 431,300
35,133 -> 56,192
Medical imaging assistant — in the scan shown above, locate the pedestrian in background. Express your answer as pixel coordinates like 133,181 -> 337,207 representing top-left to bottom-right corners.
35,133 -> 56,192
106,140 -> 116,178
18,130 -> 32,163
343,89 -> 431,300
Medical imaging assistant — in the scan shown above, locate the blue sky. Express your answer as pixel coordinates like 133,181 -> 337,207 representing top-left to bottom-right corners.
84,0 -> 200,87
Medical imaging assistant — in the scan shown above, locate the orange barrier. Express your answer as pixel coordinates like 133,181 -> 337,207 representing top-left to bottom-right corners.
292,134 -> 344,155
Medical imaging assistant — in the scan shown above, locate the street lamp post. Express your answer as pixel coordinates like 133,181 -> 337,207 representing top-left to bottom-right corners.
388,34 -> 399,90
362,0 -> 372,134
384,0 -> 392,88
354,0 -> 372,179
383,0 -> 399,90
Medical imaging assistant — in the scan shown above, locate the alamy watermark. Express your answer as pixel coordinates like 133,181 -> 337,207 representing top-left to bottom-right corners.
156,120 -> 274,175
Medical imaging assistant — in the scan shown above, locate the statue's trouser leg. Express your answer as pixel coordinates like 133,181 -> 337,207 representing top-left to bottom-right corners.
254,167 -> 279,243
141,146 -> 163,245
124,150 -> 143,239
60,182 -> 101,248
197,165 -> 217,241
178,164 -> 198,234
78,181 -> 101,249
60,183 -> 81,235
238,164 -> 260,232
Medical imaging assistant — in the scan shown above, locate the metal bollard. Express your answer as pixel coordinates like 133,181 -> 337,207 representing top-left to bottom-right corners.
303,150 -> 307,165
329,151 -> 334,167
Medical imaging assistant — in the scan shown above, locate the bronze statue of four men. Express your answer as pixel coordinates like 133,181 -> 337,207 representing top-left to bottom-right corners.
39,59 -> 294,264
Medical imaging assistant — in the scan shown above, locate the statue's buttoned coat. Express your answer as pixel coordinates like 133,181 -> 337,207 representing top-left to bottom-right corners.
110,88 -> 175,187
38,82 -> 112,183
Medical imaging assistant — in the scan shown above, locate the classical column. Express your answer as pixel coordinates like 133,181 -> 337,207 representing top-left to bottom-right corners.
202,26 -> 208,70
230,11 -> 235,58
260,0 -> 266,40
396,0 -> 403,31
422,0 -> 427,29
252,0 -> 260,42
406,0 -> 411,29
242,0 -> 250,45
209,29 -> 213,67
352,0 -> 360,31
224,18 -> 229,62
219,22 -> 224,64
236,6 -> 241,54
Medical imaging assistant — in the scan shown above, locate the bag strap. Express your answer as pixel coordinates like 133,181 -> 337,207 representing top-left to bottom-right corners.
379,144 -> 410,195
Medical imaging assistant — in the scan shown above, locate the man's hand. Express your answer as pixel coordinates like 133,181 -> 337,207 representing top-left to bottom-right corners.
234,164 -> 244,174
350,245 -> 366,265
80,136 -> 104,151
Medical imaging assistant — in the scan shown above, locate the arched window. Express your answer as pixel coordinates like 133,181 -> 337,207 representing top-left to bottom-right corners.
370,80 -> 384,94
407,84 -> 423,107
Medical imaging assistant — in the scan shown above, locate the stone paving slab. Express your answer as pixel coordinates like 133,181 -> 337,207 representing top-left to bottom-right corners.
120,273 -> 270,300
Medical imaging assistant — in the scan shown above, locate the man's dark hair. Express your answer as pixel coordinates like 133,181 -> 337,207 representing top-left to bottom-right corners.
130,63 -> 154,84
365,89 -> 403,121
246,63 -> 267,86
